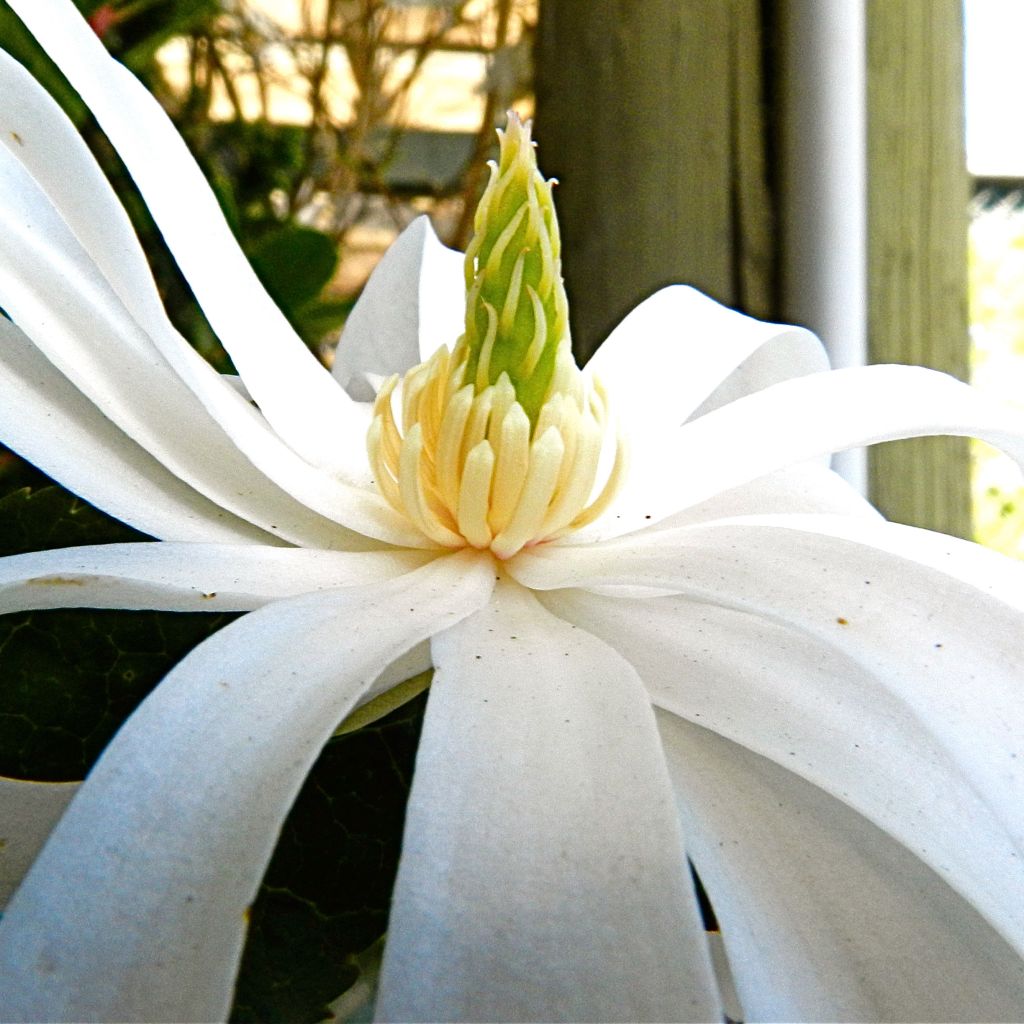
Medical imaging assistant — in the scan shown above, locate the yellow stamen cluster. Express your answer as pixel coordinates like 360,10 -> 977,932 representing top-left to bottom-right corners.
367,343 -> 625,559
365,112 -> 626,559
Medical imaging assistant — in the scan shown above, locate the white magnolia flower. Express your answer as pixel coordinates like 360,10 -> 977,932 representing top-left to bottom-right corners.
2,2 -> 1024,1021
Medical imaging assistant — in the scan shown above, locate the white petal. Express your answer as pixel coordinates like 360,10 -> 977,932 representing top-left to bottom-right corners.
0,778 -> 78,911
0,550 -> 494,1024
659,713 -> 1024,1023
0,317 -> 271,543
574,466 -> 880,600
0,151 -> 336,542
345,640 -> 432,723
0,49 -> 381,505
586,285 -> 826,434
0,48 -> 170,344
648,462 -> 882,532
376,576 -> 720,1024
0,148 -> 417,547
587,363 -> 1024,540
5,0 -> 365,473
334,217 -> 465,400
0,42 -> 373,495
529,516 -> 1024,957
0,543 -> 432,613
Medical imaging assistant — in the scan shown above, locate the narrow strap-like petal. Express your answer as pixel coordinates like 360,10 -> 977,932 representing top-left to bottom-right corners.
0,47 -> 388,521
0,778 -> 78,910
0,147 -> 371,546
376,576 -> 721,1023
0,317 -> 272,544
0,146 -> 422,547
5,0 -> 366,473
660,713 -> 1024,1023
528,516 -> 1024,958
586,285 -> 826,434
0,550 -> 494,1024
334,217 -> 465,400
584,363 -> 1024,540
647,462 -> 882,533
0,544 -> 432,613
0,48 -> 170,344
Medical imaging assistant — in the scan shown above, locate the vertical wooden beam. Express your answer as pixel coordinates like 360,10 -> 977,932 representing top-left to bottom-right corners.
533,0 -> 771,363
866,0 -> 972,537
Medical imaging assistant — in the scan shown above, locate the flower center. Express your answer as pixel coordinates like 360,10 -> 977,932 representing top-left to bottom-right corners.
367,341 -> 625,559
365,113 -> 625,558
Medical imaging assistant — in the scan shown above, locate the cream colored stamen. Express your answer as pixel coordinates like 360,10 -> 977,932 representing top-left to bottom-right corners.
365,113 -> 626,556
367,346 -> 626,559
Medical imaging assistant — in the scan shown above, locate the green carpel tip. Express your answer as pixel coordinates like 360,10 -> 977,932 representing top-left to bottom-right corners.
460,112 -> 570,425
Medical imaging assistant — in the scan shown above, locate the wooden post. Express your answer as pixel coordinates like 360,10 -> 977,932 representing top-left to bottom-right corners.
533,0 -> 771,363
866,0 -> 972,537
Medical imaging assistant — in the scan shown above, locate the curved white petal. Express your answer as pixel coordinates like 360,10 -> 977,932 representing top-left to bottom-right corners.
0,49 -> 388,515
0,778 -> 78,910
575,466 -> 880,600
528,516 -> 1024,956
0,317 -> 272,543
648,462 -> 882,532
376,576 -> 720,1024
345,639 -> 433,722
334,217 -> 465,400
586,285 -> 826,435
0,543 -> 432,613
0,48 -> 171,344
0,43 -> 372,496
659,714 -> 1024,1023
0,550 -> 494,1024
0,149 -> 365,545
0,147 -> 423,547
586,363 -> 1024,540
5,0 -> 365,474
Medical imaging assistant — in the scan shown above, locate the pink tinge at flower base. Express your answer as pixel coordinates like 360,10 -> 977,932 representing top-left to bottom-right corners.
0,1 -> 1024,1021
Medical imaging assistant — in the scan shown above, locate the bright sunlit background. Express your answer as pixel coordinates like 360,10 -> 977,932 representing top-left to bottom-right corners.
965,0 -> 1024,557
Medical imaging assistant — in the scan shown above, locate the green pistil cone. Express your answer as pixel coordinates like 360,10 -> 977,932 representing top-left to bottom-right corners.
461,112 -> 570,426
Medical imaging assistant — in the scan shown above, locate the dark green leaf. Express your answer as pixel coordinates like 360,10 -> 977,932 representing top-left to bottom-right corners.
295,297 -> 356,346
0,447 -> 52,498
0,486 -> 237,781
0,484 -> 149,557
248,226 -> 341,311
0,604 -> 239,781
118,0 -> 221,70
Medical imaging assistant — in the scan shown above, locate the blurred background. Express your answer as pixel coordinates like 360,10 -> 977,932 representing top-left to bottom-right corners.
966,0 -> 1024,557
1,0 -> 1022,557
